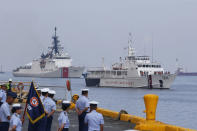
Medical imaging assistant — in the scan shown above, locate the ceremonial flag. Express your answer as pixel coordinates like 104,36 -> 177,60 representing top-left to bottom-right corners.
25,82 -> 45,124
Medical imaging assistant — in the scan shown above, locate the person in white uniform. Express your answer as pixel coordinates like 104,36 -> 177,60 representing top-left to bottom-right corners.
9,104 -> 24,131
84,101 -> 104,131
0,91 -> 17,131
36,89 -> 41,97
40,88 -> 50,103
45,90 -> 56,131
76,89 -> 90,131
0,84 -> 7,105
58,101 -> 71,131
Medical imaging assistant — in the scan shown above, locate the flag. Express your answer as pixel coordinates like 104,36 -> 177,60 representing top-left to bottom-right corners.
26,82 -> 45,124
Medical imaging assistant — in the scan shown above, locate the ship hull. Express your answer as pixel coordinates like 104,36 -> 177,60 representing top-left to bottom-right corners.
178,72 -> 197,76
85,78 -> 100,86
85,74 -> 176,89
13,66 -> 85,78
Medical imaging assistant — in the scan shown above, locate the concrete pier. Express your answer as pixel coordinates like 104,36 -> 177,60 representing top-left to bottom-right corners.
15,94 -> 196,131
22,109 -> 134,131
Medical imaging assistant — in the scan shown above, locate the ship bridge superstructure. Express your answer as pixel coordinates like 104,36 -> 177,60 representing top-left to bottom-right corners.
40,27 -> 72,68
90,34 -> 168,78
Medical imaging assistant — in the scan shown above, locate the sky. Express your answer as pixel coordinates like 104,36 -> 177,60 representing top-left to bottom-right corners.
0,0 -> 197,72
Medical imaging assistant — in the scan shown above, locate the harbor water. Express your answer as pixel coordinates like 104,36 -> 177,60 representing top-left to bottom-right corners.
0,72 -> 197,129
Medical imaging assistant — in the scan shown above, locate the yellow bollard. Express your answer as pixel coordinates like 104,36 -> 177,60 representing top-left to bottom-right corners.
144,94 -> 159,121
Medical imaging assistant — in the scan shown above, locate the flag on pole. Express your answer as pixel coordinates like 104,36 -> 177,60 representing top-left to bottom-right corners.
26,82 -> 45,124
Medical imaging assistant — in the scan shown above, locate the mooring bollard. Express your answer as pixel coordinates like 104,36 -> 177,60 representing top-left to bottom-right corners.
144,94 -> 159,121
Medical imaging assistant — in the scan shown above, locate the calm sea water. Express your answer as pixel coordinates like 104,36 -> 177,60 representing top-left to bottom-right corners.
0,72 -> 197,129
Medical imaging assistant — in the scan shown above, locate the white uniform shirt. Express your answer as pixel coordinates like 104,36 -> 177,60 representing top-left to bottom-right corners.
44,97 -> 56,113
40,95 -> 44,103
84,110 -> 104,131
76,96 -> 89,111
42,96 -> 49,109
58,111 -> 69,129
0,89 -> 6,103
0,102 -> 10,122
10,113 -> 22,131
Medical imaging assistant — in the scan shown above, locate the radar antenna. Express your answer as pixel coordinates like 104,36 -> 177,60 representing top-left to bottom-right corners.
48,27 -> 64,56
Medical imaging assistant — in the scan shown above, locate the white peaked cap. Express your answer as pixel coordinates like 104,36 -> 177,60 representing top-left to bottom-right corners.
9,78 -> 12,81
37,89 -> 41,91
82,88 -> 89,91
41,88 -> 49,92
89,101 -> 99,105
62,100 -> 70,104
41,88 -> 46,92
13,103 -> 21,107
48,90 -> 56,94
44,88 -> 50,92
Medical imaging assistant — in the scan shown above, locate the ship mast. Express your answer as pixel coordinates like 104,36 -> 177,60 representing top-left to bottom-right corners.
49,27 -> 63,56
128,33 -> 135,57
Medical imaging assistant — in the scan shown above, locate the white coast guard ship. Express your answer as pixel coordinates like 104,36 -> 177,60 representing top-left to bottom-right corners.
85,35 -> 176,89
13,27 -> 84,78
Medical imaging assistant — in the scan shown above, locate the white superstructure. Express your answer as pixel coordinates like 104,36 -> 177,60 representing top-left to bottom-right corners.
13,27 -> 84,78
85,34 -> 176,89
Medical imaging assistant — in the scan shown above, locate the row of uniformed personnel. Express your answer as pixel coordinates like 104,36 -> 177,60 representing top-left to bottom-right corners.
42,88 -> 104,131
0,84 -> 21,131
0,84 -> 57,131
1,84 -> 104,131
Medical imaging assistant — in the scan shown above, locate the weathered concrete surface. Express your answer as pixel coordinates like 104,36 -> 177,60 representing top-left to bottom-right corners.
22,110 -> 135,131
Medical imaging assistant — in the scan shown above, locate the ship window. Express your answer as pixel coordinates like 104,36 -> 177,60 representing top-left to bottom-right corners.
106,71 -> 110,74
117,71 -> 121,75
146,65 -> 148,68
143,65 -> 145,67
122,71 -> 127,75
112,71 -> 116,75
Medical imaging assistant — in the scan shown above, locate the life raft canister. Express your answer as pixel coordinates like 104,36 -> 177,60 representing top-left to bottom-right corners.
66,80 -> 71,91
